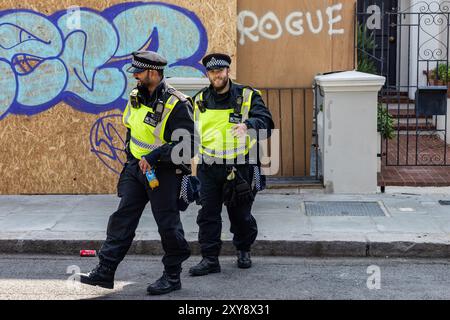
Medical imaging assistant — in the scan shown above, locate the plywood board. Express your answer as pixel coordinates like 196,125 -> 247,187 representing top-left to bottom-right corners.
0,104 -> 125,194
0,0 -> 236,194
237,0 -> 356,88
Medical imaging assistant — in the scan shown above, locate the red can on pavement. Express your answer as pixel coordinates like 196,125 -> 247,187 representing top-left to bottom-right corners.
80,250 -> 97,257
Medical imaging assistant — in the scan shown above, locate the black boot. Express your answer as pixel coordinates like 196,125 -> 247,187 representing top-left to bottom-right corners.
147,272 -> 181,295
189,256 -> 221,276
237,251 -> 252,269
78,264 -> 115,289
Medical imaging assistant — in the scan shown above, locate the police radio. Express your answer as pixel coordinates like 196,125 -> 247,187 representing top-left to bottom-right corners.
229,95 -> 244,124
154,99 -> 165,122
143,100 -> 165,127
235,95 -> 243,114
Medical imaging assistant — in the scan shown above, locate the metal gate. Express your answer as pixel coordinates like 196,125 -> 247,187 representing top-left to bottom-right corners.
356,0 -> 450,166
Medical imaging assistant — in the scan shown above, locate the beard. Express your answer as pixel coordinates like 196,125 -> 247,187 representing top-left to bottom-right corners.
211,76 -> 229,92
135,72 -> 152,88
137,79 -> 150,88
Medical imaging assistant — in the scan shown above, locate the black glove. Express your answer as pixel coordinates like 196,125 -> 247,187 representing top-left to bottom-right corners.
234,172 -> 254,204
223,169 -> 254,207
143,148 -> 162,166
188,176 -> 201,203
223,179 -> 236,207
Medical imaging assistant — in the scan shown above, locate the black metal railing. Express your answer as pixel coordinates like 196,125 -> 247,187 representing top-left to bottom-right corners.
356,0 -> 450,166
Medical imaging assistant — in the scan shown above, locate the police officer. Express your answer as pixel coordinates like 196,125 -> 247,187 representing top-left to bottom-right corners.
189,53 -> 274,276
78,51 -> 194,295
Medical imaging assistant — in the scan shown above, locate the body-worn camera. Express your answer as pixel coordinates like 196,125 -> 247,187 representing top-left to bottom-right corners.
130,89 -> 140,108
197,100 -> 207,113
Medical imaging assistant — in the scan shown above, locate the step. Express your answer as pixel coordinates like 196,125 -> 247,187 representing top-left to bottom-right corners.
389,130 -> 443,135
382,90 -> 409,96
392,119 -> 435,126
266,177 -> 323,189
393,123 -> 437,131
385,103 -> 416,110
388,109 -> 433,119
380,97 -> 415,104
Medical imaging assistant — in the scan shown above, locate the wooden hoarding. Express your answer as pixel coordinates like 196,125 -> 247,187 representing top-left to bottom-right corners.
0,0 -> 236,194
237,0 -> 356,177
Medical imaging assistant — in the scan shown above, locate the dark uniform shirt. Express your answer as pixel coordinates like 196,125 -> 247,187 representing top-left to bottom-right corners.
125,79 -> 196,166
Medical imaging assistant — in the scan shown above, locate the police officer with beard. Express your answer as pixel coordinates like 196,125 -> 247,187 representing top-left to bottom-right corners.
78,51 -> 194,295
189,53 -> 274,276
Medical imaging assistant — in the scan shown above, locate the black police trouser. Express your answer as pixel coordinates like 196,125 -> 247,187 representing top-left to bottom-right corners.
196,163 -> 258,257
98,159 -> 190,274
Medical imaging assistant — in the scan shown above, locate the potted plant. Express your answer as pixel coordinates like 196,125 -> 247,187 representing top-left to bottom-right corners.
438,64 -> 449,84
426,64 -> 450,96
356,23 -> 377,75
377,104 -> 395,140
426,68 -> 440,85
376,104 -> 395,172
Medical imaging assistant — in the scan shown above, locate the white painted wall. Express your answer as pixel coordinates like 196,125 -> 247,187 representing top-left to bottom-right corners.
398,0 -> 411,92
315,71 -> 385,194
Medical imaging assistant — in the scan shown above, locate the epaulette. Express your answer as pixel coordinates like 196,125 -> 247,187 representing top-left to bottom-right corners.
233,82 -> 259,93
242,85 -> 258,93
167,86 -> 188,103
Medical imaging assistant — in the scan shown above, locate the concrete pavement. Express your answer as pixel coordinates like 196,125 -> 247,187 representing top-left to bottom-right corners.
0,187 -> 449,258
